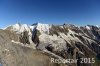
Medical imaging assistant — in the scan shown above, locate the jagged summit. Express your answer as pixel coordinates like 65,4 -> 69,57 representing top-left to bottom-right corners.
5,23 -> 100,32
5,23 -> 100,42
5,23 -> 50,34
31,22 -> 38,26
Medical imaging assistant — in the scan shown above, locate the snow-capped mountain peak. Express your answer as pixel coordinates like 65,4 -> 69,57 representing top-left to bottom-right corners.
5,23 -> 48,33
11,23 -> 31,34
85,25 -> 91,30
36,23 -> 50,34
2,23 -> 100,66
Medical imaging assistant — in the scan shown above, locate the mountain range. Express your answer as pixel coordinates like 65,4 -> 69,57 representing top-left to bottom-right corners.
0,23 -> 100,66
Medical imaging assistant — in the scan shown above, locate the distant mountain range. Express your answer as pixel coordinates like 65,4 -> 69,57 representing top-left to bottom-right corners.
0,23 -> 100,66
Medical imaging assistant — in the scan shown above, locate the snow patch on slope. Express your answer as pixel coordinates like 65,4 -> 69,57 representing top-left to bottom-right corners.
36,23 -> 50,34
85,26 -> 91,30
59,29 -> 83,45
5,23 -> 51,34
38,33 -> 67,51
11,24 -> 31,33
82,36 -> 95,44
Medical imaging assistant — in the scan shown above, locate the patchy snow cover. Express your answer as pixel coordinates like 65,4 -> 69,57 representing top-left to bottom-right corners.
85,26 -> 91,30
38,33 -> 67,51
20,24 -> 30,32
67,29 -> 83,43
11,40 -> 36,49
4,23 -> 99,52
96,25 -> 99,28
59,29 -> 83,45
36,23 -> 50,34
10,23 -> 51,34
82,36 -> 96,44
10,23 -> 36,36
29,26 -> 36,31
9,24 -> 36,45
11,24 -> 31,33
11,24 -> 20,32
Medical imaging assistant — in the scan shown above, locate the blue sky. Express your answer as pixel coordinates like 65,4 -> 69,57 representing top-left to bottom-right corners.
0,0 -> 100,28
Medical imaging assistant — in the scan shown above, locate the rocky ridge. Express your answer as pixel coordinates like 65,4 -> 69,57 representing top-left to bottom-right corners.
0,23 -> 100,66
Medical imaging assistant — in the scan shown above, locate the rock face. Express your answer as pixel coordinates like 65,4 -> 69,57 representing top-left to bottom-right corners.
0,23 -> 100,66
0,29 -> 65,66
